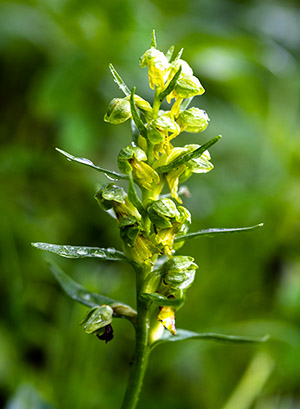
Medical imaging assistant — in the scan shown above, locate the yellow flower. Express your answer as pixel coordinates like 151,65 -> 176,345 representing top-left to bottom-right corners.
140,48 -> 170,90
157,306 -> 176,335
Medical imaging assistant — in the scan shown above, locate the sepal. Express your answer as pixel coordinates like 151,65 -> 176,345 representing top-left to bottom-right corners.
81,305 -> 113,335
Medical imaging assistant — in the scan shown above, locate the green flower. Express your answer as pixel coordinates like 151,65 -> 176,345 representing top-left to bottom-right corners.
154,145 -> 213,202
118,145 -> 160,191
147,198 -> 191,256
95,183 -> 140,221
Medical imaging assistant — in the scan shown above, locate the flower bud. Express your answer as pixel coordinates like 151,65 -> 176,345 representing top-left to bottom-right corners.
177,107 -> 210,133
162,255 -> 198,291
119,216 -> 140,247
174,74 -> 205,98
104,98 -> 131,124
95,183 -> 126,211
147,198 -> 178,229
80,305 -> 113,335
95,183 -> 140,220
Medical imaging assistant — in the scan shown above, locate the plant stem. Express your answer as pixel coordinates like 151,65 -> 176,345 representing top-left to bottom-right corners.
121,267 -> 151,409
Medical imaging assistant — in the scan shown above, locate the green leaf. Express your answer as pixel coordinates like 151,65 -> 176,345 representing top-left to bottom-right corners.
157,135 -> 222,174
48,261 -> 137,320
165,45 -> 174,62
32,242 -> 127,261
159,66 -> 182,103
140,293 -> 184,307
175,223 -> 264,243
130,88 -> 148,139
174,48 -> 183,61
56,148 -> 128,180
150,329 -> 269,350
128,173 -> 146,217
151,29 -> 157,48
109,63 -> 130,96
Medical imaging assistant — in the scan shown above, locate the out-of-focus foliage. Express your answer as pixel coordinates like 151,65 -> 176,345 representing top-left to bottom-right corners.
0,0 -> 299,408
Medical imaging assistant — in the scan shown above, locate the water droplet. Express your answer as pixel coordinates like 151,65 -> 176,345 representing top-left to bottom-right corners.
77,248 -> 88,256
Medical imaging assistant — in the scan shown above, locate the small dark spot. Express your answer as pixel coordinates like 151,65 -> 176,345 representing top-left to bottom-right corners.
96,325 -> 114,343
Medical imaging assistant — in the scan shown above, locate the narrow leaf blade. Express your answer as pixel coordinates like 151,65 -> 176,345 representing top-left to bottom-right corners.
108,63 -> 130,96
140,293 -> 184,307
151,29 -> 157,48
56,148 -> 128,180
151,329 -> 269,350
157,135 -> 222,174
32,242 -> 127,261
48,261 -> 137,320
159,66 -> 182,102
128,173 -> 146,217
48,261 -> 117,307
175,223 -> 264,243
130,88 -> 148,139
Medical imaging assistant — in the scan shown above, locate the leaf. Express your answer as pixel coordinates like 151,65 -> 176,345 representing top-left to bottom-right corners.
109,63 -> 130,96
150,329 -> 269,350
165,45 -> 174,62
140,293 -> 184,307
180,97 -> 194,110
48,261 -> 137,320
157,135 -> 222,174
175,223 -> 264,243
32,242 -> 127,261
56,148 -> 128,180
159,66 -> 182,103
130,88 -> 148,139
151,29 -> 157,48
128,173 -> 146,217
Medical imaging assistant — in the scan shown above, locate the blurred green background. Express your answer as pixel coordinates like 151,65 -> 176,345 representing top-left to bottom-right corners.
1,0 -> 300,408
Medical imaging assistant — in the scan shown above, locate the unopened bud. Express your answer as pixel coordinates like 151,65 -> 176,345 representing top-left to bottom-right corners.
177,107 -> 209,133
175,74 -> 205,99
104,98 -> 131,124
147,198 -> 178,229
80,305 -> 113,335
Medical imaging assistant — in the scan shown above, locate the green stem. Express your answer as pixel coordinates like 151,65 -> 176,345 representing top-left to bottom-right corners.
121,267 -> 151,409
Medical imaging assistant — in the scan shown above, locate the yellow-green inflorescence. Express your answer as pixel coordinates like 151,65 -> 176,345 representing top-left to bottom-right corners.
101,31 -> 214,336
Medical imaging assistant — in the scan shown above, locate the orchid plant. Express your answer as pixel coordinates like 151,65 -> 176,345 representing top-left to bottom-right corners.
32,31 -> 266,409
